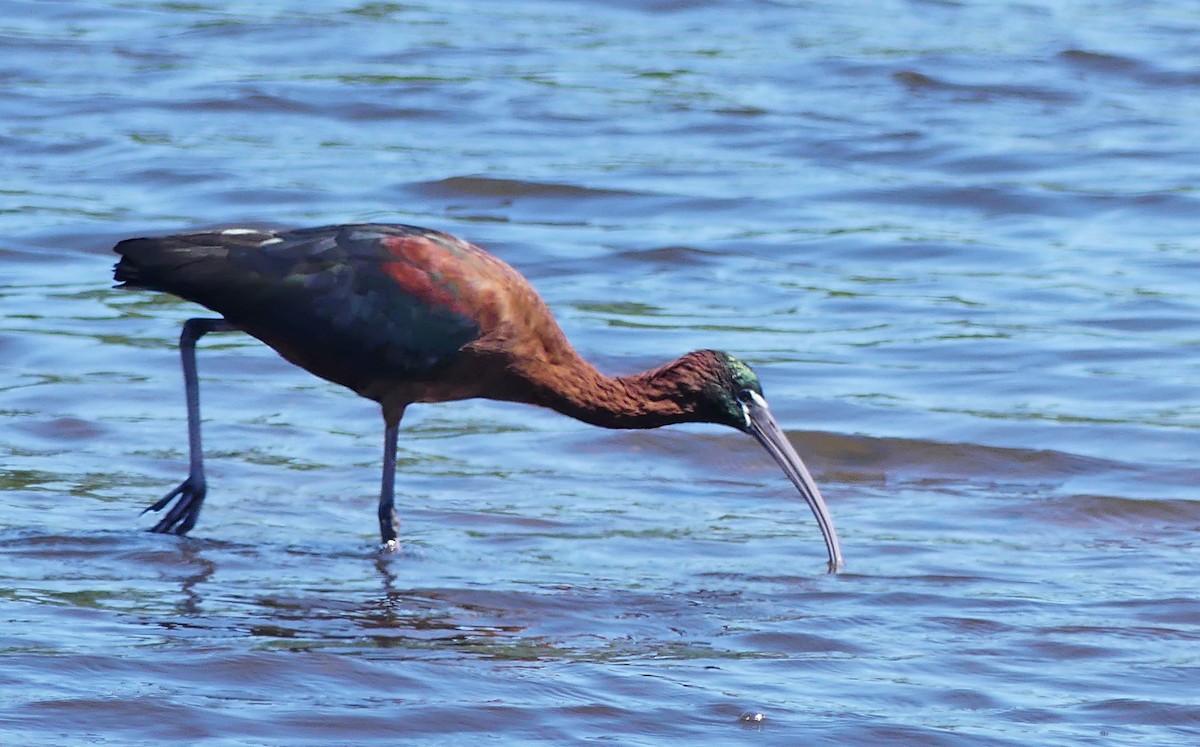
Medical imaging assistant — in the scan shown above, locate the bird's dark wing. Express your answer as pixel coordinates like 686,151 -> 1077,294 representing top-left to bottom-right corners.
114,224 -> 484,388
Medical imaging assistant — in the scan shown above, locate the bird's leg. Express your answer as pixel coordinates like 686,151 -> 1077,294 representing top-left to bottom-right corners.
143,317 -> 237,535
378,414 -> 402,551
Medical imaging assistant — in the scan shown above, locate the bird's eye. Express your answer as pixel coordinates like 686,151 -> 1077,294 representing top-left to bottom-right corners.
737,389 -> 755,403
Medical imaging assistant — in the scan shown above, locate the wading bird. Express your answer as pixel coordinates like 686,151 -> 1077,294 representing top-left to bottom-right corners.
114,223 -> 843,570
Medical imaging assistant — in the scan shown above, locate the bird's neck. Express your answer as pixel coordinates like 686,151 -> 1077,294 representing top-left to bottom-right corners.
515,352 -> 703,430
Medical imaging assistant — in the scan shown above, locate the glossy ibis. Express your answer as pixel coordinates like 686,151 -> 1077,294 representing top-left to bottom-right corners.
113,223 -> 843,570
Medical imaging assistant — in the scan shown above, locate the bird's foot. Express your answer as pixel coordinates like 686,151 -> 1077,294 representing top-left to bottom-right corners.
142,475 -> 206,535
378,504 -> 400,552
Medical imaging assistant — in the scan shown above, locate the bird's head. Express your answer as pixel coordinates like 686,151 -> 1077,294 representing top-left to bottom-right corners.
678,350 -> 844,572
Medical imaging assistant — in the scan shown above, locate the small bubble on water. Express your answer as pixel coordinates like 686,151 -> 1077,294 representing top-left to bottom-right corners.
739,711 -> 766,724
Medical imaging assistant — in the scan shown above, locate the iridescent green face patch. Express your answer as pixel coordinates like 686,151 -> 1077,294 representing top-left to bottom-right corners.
722,353 -> 763,396
690,352 -> 765,432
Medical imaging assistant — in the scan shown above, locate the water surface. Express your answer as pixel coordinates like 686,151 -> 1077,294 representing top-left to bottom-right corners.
3,1 -> 1199,744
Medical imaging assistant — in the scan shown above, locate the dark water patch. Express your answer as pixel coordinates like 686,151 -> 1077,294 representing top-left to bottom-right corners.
731,630 -> 865,656
0,129 -> 111,156
414,175 -> 644,201
1058,48 -> 1147,76
824,182 -> 1126,219
604,244 -> 722,267
161,88 -> 320,116
328,100 -> 456,123
1059,48 -> 1200,88
892,70 -> 1080,105
400,176 -> 750,231
124,165 -> 227,188
200,185 -> 331,208
785,431 -> 1129,484
1072,315 -> 1198,333
1072,698 -> 1200,728
1041,494 -> 1200,529
1094,597 -> 1200,627
10,416 -> 107,443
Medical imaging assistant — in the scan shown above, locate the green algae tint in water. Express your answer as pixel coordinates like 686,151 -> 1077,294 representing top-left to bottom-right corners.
3,1 -> 1200,745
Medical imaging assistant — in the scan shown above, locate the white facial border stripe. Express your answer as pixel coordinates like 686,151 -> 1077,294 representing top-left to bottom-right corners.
739,390 -> 768,429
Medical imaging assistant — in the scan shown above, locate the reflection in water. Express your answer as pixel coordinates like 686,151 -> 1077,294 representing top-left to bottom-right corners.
172,541 -> 217,618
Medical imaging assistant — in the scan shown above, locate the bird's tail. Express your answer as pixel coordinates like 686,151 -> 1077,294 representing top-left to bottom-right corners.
112,238 -> 157,289
112,236 -> 216,293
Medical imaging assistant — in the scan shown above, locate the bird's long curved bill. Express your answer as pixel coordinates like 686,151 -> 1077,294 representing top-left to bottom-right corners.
745,394 -> 844,572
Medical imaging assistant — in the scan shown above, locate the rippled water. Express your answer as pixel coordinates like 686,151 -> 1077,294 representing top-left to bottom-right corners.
4,1 -> 1199,744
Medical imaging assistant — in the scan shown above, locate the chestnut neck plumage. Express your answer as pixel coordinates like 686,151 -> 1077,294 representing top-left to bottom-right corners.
513,349 -> 722,430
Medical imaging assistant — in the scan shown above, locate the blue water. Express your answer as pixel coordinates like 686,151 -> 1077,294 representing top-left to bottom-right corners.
3,1 -> 1199,744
